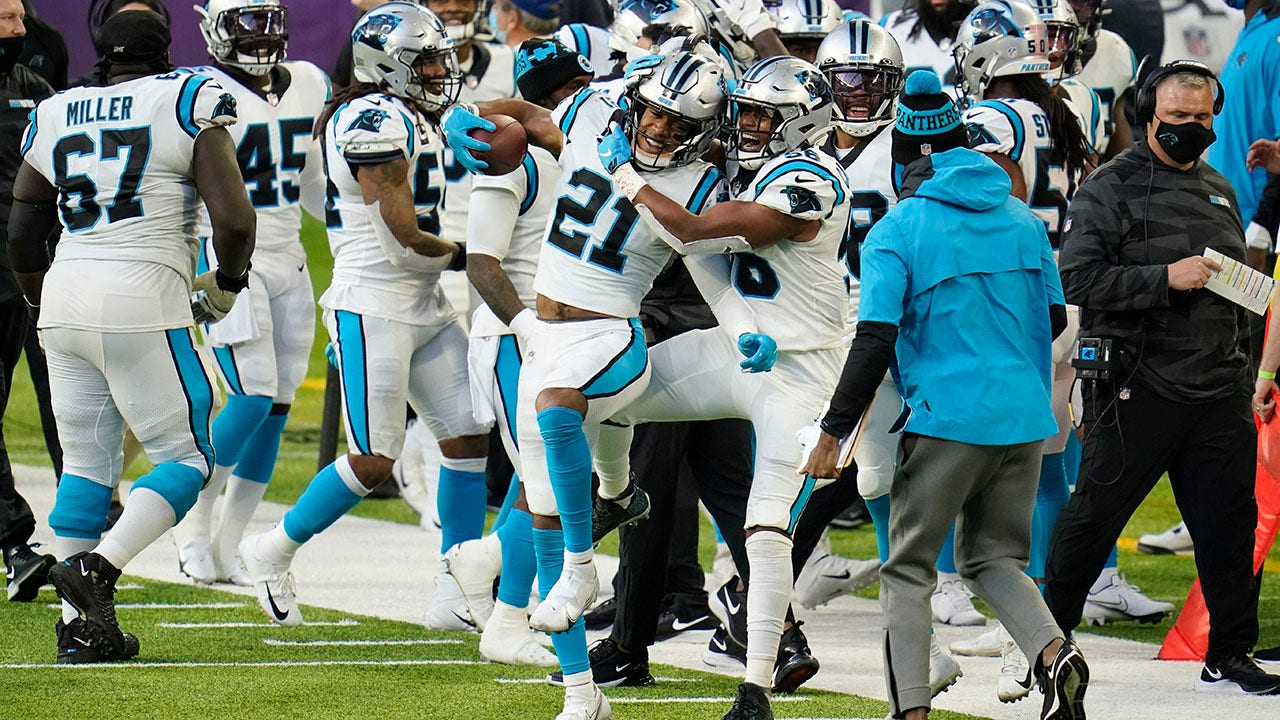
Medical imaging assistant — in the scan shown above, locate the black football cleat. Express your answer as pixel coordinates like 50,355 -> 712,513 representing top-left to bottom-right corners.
721,682 -> 773,720
773,620 -> 820,693
49,552 -> 128,658
56,618 -> 139,664
591,485 -> 651,545
6,544 -> 55,602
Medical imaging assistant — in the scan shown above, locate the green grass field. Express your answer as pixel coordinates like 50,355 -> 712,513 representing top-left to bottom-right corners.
3,216 -> 1279,718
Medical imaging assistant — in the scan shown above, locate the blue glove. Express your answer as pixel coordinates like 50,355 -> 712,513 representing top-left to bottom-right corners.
737,333 -> 777,373
440,103 -> 496,174
597,122 -> 634,174
623,53 -> 663,81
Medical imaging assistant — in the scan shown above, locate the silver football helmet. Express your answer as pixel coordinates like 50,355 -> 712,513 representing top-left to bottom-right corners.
1021,0 -> 1081,81
815,18 -> 903,137
624,50 -> 727,170
195,0 -> 288,75
728,55 -> 834,170
351,3 -> 462,113
952,0 -> 1051,100
610,0 -> 711,54
768,0 -> 843,40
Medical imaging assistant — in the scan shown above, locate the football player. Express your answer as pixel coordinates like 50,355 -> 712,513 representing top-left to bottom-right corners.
169,0 -> 329,588
10,9 -> 254,662
766,0 -> 844,62
441,50 -> 730,720
237,2 -> 491,629
1066,0 -> 1136,157
879,0 -> 973,88
595,56 -> 853,720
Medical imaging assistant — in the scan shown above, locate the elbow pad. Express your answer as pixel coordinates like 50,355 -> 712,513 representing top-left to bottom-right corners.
8,199 -> 58,273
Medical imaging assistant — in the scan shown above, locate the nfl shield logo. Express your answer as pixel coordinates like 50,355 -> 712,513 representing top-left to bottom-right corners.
1184,28 -> 1209,57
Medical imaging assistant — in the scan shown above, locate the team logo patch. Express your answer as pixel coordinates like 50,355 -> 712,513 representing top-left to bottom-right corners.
213,92 -> 238,119
784,185 -> 821,214
355,13 -> 402,50
966,122 -> 997,147
347,108 -> 390,133
794,68 -> 830,102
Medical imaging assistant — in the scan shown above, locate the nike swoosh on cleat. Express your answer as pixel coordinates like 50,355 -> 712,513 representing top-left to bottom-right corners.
1205,667 -> 1223,680
671,615 -> 710,632
79,563 -> 90,577
723,593 -> 741,615
265,586 -> 291,622
711,636 -> 728,652
821,570 -> 852,581
452,611 -> 477,628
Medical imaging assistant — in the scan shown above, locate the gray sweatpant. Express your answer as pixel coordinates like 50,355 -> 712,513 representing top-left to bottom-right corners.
880,434 -> 1063,716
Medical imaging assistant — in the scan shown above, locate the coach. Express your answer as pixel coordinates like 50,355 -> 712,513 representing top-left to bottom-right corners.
1043,60 -> 1280,694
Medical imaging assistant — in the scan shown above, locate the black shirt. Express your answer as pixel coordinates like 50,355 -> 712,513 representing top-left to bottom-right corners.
0,64 -> 53,302
1059,141 -> 1252,402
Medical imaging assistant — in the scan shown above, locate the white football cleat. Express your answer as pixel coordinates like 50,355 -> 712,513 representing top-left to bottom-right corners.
950,623 -> 1004,657
530,558 -> 599,633
238,532 -> 303,627
1138,521 -> 1193,555
178,539 -> 216,585
556,684 -> 612,720
996,627 -> 1033,703
929,633 -> 963,697
931,577 -> 986,626
425,562 -> 477,631
442,534 -> 502,631
794,552 -> 880,609
479,600 -> 558,667
1083,572 -> 1174,625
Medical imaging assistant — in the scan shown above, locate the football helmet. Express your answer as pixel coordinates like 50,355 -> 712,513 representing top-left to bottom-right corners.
767,0 -> 843,41
1065,0 -> 1105,55
611,0 -> 711,54
952,0 -> 1051,100
815,18 -> 903,137
352,2 -> 462,112
1022,0 -> 1081,80
195,0 -> 288,75
624,50 -> 727,170
727,55 -> 834,169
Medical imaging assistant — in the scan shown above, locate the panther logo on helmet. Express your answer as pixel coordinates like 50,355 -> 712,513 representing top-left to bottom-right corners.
356,14 -> 402,50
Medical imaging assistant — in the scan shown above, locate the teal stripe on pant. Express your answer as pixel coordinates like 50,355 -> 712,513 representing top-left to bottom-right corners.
334,311 -> 371,455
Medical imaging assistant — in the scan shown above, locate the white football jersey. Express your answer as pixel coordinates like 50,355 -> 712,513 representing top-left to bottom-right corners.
1075,29 -> 1137,139
468,144 -> 560,337
533,87 -> 726,318
721,147 -> 853,351
186,62 -> 329,263
1161,0 -> 1244,74
964,97 -> 1075,248
319,93 -> 453,326
439,42 -> 520,244
1058,77 -> 1107,155
880,10 -> 959,89
555,23 -> 613,79
22,71 -> 238,331
819,126 -> 897,321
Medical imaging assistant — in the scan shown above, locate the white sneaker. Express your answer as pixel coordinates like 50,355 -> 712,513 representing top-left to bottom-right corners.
530,558 -> 599,633
929,634 -> 963,697
556,685 -> 612,720
178,539 -> 216,585
950,623 -> 1004,657
425,562 -> 477,631
479,601 -> 559,667
1083,573 -> 1174,625
442,534 -> 502,631
931,577 -> 986,626
238,532 -> 303,627
221,556 -> 252,587
996,628 -> 1033,703
794,552 -> 880,609
1138,521 -> 1193,555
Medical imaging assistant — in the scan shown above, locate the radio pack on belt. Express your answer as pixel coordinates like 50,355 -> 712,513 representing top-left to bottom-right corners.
1072,337 -> 1114,381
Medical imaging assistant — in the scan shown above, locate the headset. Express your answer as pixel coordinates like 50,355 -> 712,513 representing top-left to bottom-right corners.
1133,59 -> 1225,126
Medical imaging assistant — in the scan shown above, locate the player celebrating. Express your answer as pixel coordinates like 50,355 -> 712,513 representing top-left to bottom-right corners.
442,49 -> 729,720
170,0 -> 329,588
237,2 -> 490,628
596,55 -> 853,720
10,9 -> 254,662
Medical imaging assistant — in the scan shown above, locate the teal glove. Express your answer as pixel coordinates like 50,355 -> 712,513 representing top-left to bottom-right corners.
597,122 -> 634,174
737,333 -> 777,373
440,103 -> 495,174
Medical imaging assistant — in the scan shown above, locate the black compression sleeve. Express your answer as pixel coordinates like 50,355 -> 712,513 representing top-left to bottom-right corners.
8,199 -> 57,273
1251,172 -> 1280,239
820,321 -> 898,439
1050,303 -> 1067,340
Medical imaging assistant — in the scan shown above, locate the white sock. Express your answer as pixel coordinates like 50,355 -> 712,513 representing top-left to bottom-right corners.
95,488 -> 177,570
593,424 -> 633,500
172,465 -> 232,545
213,475 -> 269,562
565,548 -> 593,565
936,570 -> 961,587
265,522 -> 303,561
563,669 -> 593,690
54,536 -> 99,624
1090,565 -> 1119,594
744,531 -> 793,689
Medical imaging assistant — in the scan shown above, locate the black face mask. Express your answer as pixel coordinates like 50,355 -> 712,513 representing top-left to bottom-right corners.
0,34 -> 25,76
1153,119 -> 1216,166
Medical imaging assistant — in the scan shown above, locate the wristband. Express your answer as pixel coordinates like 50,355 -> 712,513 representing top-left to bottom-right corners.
611,163 -> 648,201
1261,370 -> 1277,380
215,264 -> 251,293
448,243 -> 467,272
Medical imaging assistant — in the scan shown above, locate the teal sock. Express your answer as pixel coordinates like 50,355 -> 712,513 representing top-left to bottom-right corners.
936,524 -> 958,574
866,494 -> 890,564
496,509 -> 536,607
536,407 -> 593,555
491,473 -> 521,534
438,458 -> 488,553
282,461 -> 364,544
533,527 -> 589,675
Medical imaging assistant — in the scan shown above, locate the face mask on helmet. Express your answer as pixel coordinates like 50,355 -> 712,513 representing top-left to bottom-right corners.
625,99 -> 706,169
352,4 -> 464,113
827,66 -> 902,130
427,0 -> 482,43
727,97 -> 787,169
199,1 -> 289,75
622,51 -> 726,170
727,57 -> 834,168
1044,20 -> 1080,79
404,48 -> 464,111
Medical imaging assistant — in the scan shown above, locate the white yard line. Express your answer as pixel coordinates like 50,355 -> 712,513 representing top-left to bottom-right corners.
263,638 -> 463,647
607,696 -> 811,704
158,619 -> 360,629
47,602 -> 245,610
0,659 -> 482,670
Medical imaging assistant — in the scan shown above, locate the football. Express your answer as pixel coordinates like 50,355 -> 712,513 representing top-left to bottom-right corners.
471,114 -> 528,176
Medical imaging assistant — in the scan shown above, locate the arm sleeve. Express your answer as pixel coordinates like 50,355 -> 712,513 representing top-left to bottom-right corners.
684,253 -> 759,339
1058,176 -> 1169,311
333,98 -> 412,164
466,182 -> 522,261
821,321 -> 898,439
